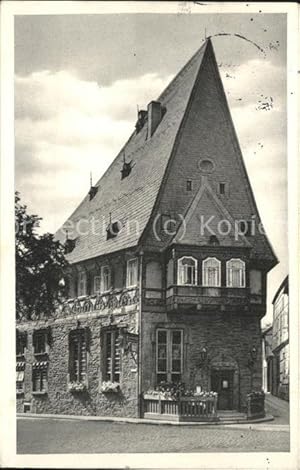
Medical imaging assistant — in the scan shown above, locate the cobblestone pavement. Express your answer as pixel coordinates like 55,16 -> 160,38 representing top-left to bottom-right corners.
265,393 -> 289,424
17,418 -> 290,454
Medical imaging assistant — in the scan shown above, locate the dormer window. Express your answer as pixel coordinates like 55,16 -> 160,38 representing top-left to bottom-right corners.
203,257 -> 221,287
65,238 -> 77,254
178,256 -> 197,286
121,161 -> 133,180
89,186 -> 98,201
135,109 -> 147,133
106,220 -> 122,240
226,258 -> 245,288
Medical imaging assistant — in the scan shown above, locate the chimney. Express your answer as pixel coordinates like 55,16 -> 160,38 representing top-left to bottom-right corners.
147,101 -> 163,139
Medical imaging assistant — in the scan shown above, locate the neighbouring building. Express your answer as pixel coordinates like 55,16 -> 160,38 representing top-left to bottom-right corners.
271,276 -> 289,401
262,325 -> 273,393
16,38 -> 278,418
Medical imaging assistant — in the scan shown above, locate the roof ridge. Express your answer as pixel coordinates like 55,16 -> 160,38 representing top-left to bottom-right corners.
158,39 -> 210,103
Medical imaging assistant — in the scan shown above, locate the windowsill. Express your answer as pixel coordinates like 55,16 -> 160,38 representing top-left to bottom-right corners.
34,352 -> 48,357
226,285 -> 246,289
32,391 -> 48,396
177,283 -> 198,287
16,354 -> 25,359
16,390 -> 24,395
126,284 -> 137,289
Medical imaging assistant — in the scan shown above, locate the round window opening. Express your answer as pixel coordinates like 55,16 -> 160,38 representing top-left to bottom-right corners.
198,159 -> 215,173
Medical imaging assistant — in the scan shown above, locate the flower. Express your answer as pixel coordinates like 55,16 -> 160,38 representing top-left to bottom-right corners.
101,381 -> 120,393
144,383 -> 218,400
68,381 -> 87,392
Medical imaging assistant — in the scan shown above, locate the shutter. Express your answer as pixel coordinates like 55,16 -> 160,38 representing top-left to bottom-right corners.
41,368 -> 47,392
80,331 -> 87,382
106,332 -> 112,381
69,333 -> 75,381
114,331 -> 120,382
33,368 -> 40,392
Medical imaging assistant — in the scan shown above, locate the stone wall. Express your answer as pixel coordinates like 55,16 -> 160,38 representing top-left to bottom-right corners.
16,308 -> 139,417
141,310 -> 262,412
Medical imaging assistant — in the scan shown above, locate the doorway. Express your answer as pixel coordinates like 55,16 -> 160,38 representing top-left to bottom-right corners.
211,369 -> 234,410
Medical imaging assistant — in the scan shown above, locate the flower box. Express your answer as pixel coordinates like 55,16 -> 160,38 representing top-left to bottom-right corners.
143,389 -> 218,422
68,381 -> 87,393
100,381 -> 120,394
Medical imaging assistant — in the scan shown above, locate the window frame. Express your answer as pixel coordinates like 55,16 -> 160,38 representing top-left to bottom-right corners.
103,329 -> 121,383
156,328 -> 183,385
16,370 -> 25,394
101,265 -> 111,293
33,330 -> 49,356
94,275 -> 101,294
202,257 -> 221,287
226,258 -> 246,288
32,366 -> 48,394
68,329 -> 88,385
126,258 -> 138,288
16,331 -> 27,357
177,256 -> 198,286
77,271 -> 87,297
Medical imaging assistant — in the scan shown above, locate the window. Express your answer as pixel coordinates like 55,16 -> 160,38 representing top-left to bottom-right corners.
106,221 -> 122,240
219,182 -> 227,195
226,258 -> 245,288
16,362 -> 25,394
94,275 -> 101,294
33,330 -> 48,355
77,272 -> 87,296
186,180 -> 192,191
16,331 -> 27,357
104,330 -> 121,382
126,258 -> 138,287
101,266 -> 111,292
32,364 -> 48,393
121,161 -> 133,180
69,330 -> 87,383
177,256 -> 197,285
156,329 -> 183,384
16,370 -> 25,393
202,257 -> 221,287
237,220 -> 252,236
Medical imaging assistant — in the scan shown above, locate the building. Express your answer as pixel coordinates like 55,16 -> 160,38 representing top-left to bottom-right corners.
16,38 -> 278,418
261,325 -> 273,393
271,276 -> 289,401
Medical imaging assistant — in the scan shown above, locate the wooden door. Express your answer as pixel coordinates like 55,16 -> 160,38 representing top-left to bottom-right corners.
211,370 -> 234,410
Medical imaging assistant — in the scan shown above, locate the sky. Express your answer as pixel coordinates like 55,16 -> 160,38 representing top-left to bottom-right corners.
14,10 -> 287,325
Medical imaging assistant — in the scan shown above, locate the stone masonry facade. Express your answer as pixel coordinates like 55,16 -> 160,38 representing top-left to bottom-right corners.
17,308 -> 139,417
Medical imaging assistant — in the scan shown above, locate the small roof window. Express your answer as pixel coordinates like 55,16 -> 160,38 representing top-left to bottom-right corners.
106,217 -> 122,240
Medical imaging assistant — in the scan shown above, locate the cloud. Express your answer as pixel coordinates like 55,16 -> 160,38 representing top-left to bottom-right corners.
15,70 -> 173,232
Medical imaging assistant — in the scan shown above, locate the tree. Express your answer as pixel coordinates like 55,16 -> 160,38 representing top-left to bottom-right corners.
15,192 -> 69,319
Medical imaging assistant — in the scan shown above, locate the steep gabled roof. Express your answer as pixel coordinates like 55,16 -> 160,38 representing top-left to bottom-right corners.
55,40 -> 209,263
56,38 -> 277,270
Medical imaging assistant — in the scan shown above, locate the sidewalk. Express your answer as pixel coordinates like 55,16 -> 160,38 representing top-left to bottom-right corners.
264,393 -> 289,424
17,411 -> 277,428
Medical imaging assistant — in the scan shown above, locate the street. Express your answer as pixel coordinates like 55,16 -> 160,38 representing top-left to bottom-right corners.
17,418 -> 289,454
17,394 -> 289,454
